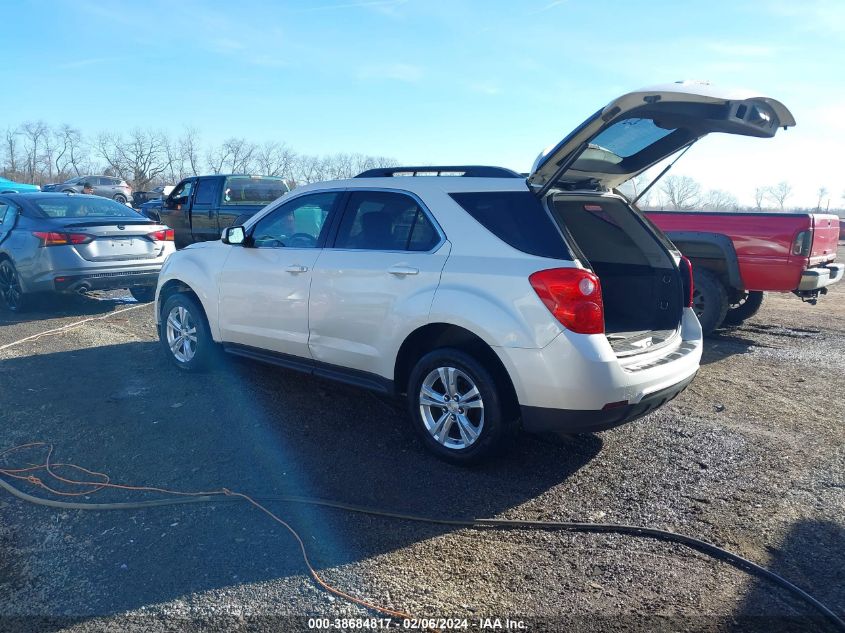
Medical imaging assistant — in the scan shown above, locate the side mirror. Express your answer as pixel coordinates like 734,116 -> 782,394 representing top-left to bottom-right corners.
222,225 -> 246,245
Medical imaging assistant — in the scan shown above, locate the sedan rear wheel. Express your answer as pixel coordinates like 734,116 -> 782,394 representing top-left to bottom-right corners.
0,260 -> 28,312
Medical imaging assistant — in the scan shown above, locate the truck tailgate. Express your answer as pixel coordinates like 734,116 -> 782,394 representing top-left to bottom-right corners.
809,214 -> 840,267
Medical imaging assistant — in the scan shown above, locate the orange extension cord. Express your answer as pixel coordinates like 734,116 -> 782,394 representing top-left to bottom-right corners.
0,442 -> 415,622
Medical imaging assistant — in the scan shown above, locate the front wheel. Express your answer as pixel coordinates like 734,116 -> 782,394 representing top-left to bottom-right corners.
159,293 -> 217,371
0,260 -> 28,312
407,348 -> 517,464
692,269 -> 729,335
723,290 -> 765,326
113,194 -> 127,204
130,286 -> 156,303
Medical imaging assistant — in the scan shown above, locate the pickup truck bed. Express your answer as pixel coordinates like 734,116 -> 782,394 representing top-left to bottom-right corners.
644,210 -> 842,334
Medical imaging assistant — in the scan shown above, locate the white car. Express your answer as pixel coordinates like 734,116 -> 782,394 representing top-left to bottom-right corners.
155,81 -> 794,463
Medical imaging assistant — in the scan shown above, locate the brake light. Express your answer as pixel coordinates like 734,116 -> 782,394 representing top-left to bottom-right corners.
32,231 -> 93,246
147,228 -> 174,241
791,230 -> 811,256
529,268 -> 604,334
679,255 -> 694,308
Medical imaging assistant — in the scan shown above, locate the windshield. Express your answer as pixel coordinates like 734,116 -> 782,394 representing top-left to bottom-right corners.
31,196 -> 143,219
221,176 -> 288,206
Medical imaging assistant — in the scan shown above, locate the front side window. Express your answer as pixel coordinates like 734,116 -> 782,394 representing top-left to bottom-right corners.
194,179 -> 217,205
334,191 -> 440,251
250,192 -> 337,248
169,180 -> 194,203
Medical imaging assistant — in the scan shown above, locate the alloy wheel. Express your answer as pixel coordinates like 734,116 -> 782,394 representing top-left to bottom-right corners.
165,305 -> 198,363
0,262 -> 23,311
419,366 -> 484,450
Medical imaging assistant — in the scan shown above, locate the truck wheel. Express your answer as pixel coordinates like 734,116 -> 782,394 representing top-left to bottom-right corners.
407,348 -> 518,464
692,269 -> 729,336
723,291 -> 765,326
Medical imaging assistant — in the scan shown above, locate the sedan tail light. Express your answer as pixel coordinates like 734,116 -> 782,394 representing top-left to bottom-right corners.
679,255 -> 694,308
32,231 -> 94,247
529,267 -> 604,334
147,228 -> 174,241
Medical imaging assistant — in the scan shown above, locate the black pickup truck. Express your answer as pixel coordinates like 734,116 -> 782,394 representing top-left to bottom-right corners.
155,174 -> 289,247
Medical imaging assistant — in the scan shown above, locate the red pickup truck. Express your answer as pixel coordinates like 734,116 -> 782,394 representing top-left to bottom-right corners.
643,211 -> 843,334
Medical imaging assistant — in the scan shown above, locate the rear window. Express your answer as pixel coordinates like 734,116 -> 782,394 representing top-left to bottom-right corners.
221,176 -> 289,206
30,197 -> 143,219
449,191 -> 570,259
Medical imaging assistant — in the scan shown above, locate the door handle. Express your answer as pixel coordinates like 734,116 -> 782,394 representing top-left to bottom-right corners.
388,265 -> 419,276
285,265 -> 309,273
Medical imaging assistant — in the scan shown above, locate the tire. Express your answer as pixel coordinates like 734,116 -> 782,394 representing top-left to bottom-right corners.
129,286 -> 156,303
723,291 -> 765,326
0,259 -> 29,313
692,269 -> 729,335
159,293 -> 217,371
407,348 -> 518,464
113,194 -> 127,204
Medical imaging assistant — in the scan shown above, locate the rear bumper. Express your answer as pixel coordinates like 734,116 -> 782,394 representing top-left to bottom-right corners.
521,371 -> 696,434
53,270 -> 160,293
798,263 -> 844,291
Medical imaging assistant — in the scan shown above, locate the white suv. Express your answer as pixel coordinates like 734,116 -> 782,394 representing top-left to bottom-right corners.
155,82 -> 794,463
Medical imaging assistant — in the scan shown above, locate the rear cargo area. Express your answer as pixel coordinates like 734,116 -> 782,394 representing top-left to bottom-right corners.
550,195 -> 684,355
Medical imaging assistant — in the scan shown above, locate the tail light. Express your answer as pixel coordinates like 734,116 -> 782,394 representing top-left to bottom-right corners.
147,228 -> 174,241
791,230 -> 811,256
679,255 -> 694,308
32,231 -> 93,246
529,268 -> 604,334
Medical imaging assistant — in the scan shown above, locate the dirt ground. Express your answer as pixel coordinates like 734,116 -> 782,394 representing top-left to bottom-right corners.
0,246 -> 843,633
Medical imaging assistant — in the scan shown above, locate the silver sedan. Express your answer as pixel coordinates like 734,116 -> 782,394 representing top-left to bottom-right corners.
0,193 -> 175,311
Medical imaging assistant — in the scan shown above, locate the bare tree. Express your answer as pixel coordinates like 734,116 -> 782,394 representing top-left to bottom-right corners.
179,127 -> 202,178
20,121 -> 49,183
52,125 -> 85,179
702,189 -> 739,211
255,141 -> 297,177
3,127 -> 21,178
753,186 -> 766,211
816,186 -> 829,212
660,175 -> 700,210
765,181 -> 793,211
95,128 -> 168,190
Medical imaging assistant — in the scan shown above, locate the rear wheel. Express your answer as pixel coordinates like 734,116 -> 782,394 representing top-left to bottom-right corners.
159,293 -> 217,371
723,290 -> 765,326
0,260 -> 28,312
407,348 -> 517,464
692,269 -> 729,335
130,286 -> 156,303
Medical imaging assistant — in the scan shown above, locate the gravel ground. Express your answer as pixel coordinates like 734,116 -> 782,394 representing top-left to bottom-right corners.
0,247 -> 843,633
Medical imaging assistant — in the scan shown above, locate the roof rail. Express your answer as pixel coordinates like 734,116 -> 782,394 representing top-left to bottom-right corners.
354,166 -> 523,179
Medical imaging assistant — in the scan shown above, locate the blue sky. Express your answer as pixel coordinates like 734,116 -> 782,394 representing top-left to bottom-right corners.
3,0 -> 844,206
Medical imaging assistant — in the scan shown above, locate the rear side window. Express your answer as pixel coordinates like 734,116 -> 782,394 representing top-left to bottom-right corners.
449,191 -> 570,259
334,191 -> 440,251
221,176 -> 288,206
